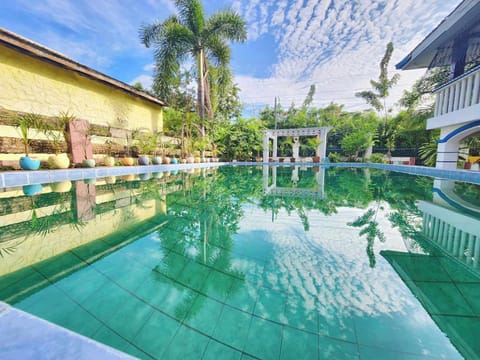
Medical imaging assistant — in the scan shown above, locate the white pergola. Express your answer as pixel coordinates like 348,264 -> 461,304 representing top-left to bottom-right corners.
262,127 -> 332,162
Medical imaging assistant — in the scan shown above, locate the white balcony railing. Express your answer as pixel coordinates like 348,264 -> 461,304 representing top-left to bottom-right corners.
434,65 -> 480,117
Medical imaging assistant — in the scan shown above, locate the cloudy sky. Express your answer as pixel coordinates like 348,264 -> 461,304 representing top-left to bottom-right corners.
0,0 -> 461,116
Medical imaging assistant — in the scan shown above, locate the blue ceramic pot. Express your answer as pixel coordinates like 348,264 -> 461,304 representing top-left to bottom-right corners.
139,173 -> 151,181
23,184 -> 43,196
171,157 -> 178,164
138,156 -> 150,165
20,156 -> 41,170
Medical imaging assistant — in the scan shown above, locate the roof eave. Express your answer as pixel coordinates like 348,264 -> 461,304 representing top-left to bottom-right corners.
0,27 -> 165,107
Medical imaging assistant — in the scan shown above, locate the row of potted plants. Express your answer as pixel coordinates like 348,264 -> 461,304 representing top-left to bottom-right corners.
11,112 -> 218,171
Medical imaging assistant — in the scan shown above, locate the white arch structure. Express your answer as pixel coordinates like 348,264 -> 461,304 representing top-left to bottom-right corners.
262,127 -> 332,163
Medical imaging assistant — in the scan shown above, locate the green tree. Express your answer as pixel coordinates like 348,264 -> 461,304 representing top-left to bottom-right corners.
140,0 -> 247,123
356,42 -> 400,157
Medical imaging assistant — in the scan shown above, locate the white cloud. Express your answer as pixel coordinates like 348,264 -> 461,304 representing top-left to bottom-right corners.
235,0 -> 461,114
131,74 -> 153,89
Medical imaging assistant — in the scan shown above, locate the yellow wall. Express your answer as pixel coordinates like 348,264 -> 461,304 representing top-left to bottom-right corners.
0,198 -> 165,276
0,44 -> 162,132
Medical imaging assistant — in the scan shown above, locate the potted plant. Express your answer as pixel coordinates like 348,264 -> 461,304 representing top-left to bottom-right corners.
135,129 -> 156,165
13,113 -> 42,170
44,111 -> 73,169
103,139 -> 116,167
121,129 -> 135,166
152,132 -> 163,165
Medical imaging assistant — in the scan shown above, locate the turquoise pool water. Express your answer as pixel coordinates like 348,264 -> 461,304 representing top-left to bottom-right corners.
0,166 -> 479,359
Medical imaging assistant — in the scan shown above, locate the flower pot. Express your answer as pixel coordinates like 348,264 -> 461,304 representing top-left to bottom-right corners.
163,157 -> 171,164
139,172 -> 151,180
48,154 -> 70,169
121,157 -> 135,166
312,156 -> 321,163
180,158 -> 187,164
22,184 -> 43,196
19,156 -> 41,170
51,181 -> 72,193
138,156 -> 150,165
152,156 -> 163,165
104,156 -> 115,167
122,174 -> 136,182
105,176 -> 116,184
82,159 -> 96,168
171,157 -> 178,164
194,157 -> 201,163
187,156 -> 195,164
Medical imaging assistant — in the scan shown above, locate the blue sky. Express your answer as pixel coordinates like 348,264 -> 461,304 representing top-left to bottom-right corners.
0,0 -> 461,116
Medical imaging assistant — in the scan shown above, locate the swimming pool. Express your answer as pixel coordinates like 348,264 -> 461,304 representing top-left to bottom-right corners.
0,165 -> 479,359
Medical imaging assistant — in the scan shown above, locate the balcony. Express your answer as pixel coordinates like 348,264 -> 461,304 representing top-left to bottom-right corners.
428,65 -> 480,130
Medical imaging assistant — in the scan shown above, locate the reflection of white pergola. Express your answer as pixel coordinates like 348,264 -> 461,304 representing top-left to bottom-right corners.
262,127 -> 332,162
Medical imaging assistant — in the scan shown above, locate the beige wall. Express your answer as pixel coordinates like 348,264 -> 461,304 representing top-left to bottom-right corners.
0,44 -> 162,132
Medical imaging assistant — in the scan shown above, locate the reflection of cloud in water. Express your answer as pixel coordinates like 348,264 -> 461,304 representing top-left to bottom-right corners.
236,204 -> 417,319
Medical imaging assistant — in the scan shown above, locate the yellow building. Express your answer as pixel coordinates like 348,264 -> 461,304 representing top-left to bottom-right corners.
0,27 -> 164,164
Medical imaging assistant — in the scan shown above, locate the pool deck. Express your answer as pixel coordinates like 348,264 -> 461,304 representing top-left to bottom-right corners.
1,162 -> 479,188
0,302 -> 134,359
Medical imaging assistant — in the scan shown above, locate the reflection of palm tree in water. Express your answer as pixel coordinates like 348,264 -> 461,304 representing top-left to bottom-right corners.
348,208 -> 385,268
153,174 -> 245,321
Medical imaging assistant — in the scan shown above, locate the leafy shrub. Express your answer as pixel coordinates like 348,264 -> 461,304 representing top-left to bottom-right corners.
328,152 -> 341,163
368,153 -> 386,163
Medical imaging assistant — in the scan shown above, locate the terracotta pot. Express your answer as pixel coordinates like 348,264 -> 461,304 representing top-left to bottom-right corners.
121,157 -> 135,166
163,157 -> 171,164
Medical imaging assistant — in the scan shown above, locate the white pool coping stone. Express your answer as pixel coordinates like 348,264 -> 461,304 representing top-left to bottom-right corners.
0,302 -> 134,360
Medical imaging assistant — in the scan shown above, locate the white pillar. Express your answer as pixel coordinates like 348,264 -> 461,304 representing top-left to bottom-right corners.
436,141 -> 459,169
316,167 -> 326,198
273,136 -> 278,160
317,130 -> 328,159
292,137 -> 300,159
263,133 -> 269,163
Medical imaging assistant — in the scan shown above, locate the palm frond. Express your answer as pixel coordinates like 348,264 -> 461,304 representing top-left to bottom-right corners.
205,37 -> 230,65
204,10 -> 247,42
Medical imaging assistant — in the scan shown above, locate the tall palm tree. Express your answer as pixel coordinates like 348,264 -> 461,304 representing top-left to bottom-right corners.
140,0 -> 247,124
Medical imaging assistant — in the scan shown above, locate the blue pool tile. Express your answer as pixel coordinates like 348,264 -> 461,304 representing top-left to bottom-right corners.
92,325 -> 131,352
414,282 -> 475,316
318,312 -> 356,342
319,337 -> 359,359
130,310 -> 179,358
203,339 -> 242,360
212,306 -> 252,351
280,326 -> 317,360
244,317 -> 283,359
162,324 -> 210,360
183,294 -> 223,335
105,296 -> 154,341
225,278 -> 257,313
253,287 -> 287,323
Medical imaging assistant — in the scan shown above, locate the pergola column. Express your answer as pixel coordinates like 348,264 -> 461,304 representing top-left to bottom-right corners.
316,129 -> 329,159
263,132 -> 270,163
273,136 -> 278,159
